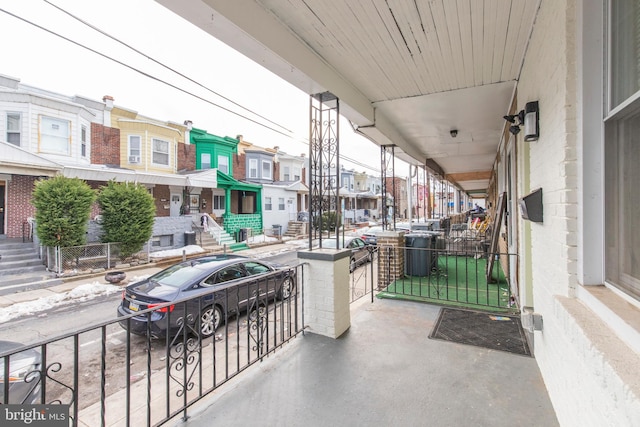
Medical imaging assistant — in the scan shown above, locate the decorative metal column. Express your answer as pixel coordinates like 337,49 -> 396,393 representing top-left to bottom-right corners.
380,145 -> 396,230
309,92 -> 340,249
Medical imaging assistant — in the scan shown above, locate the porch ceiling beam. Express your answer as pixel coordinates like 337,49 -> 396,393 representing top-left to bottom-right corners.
445,171 -> 492,182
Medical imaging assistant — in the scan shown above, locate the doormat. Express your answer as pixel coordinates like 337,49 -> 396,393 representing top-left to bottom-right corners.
429,308 -> 531,356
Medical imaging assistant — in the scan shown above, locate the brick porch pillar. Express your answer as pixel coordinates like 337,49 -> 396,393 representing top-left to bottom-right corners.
376,231 -> 406,290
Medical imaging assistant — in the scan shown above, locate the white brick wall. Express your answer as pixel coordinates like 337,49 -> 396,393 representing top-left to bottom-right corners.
516,0 -> 640,425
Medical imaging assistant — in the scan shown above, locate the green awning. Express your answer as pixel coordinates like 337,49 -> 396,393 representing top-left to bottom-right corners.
216,170 -> 262,191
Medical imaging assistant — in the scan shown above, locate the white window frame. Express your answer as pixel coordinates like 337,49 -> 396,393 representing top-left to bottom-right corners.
265,196 -> 272,210
262,160 -> 272,180
249,159 -> 258,178
201,153 -> 211,169
40,116 -> 70,155
213,195 -> 225,210
283,166 -> 290,181
6,112 -> 21,146
278,197 -> 285,210
128,135 -> 142,164
293,166 -> 301,181
81,125 -> 87,157
152,138 -> 170,166
218,155 -> 229,174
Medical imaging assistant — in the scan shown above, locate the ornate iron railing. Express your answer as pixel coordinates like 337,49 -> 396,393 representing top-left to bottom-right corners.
0,264 -> 306,427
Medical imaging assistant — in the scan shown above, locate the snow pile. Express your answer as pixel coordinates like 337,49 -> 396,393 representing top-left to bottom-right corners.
0,282 -> 122,324
149,245 -> 205,259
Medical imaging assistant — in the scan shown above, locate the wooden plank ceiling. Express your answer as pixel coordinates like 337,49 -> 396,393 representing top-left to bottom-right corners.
158,0 -> 540,196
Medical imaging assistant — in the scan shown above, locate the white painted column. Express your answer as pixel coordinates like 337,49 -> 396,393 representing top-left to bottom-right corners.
297,248 -> 351,338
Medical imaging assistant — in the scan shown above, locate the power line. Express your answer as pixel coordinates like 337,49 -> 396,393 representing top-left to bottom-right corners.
43,0 -> 292,135
0,6 -> 293,138
1,4 -> 383,175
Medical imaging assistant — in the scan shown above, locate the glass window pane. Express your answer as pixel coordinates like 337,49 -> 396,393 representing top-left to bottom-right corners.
40,116 -> 70,154
605,101 -> 640,299
610,0 -> 640,108
201,153 -> 211,169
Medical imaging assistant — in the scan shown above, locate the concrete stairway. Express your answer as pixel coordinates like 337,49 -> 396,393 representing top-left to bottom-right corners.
197,227 -> 237,250
0,238 -> 61,294
284,221 -> 308,238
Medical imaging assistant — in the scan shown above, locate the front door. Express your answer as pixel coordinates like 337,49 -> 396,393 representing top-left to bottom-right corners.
0,184 -> 5,235
170,193 -> 182,217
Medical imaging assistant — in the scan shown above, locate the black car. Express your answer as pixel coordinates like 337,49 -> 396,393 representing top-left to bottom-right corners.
314,237 -> 374,272
0,341 -> 42,404
117,254 -> 295,339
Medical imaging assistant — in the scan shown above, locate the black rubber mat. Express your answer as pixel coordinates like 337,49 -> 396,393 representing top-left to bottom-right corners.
429,308 -> 531,356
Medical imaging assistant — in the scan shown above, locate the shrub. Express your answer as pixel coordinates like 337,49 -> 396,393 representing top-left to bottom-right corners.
312,211 -> 340,231
97,181 -> 156,258
32,176 -> 95,247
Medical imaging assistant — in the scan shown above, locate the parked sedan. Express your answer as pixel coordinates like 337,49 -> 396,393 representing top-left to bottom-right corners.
117,254 -> 295,339
314,237 -> 374,272
0,341 -> 42,404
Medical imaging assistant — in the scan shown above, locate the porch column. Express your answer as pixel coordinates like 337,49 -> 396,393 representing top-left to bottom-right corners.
298,249 -> 351,338
377,231 -> 406,289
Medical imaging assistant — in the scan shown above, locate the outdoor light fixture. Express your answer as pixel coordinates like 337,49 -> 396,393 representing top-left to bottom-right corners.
503,100 -> 539,141
450,129 -> 458,138
523,101 -> 539,141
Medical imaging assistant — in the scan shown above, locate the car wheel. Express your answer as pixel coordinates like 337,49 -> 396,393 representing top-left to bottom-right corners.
349,257 -> 356,273
200,306 -> 222,338
248,303 -> 267,324
278,276 -> 293,300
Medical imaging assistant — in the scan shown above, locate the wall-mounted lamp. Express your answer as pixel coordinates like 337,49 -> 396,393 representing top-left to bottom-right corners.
503,101 -> 539,141
523,101 -> 539,141
450,129 -> 458,138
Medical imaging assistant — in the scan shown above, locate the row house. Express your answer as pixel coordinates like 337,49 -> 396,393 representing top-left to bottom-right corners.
0,74 -> 216,249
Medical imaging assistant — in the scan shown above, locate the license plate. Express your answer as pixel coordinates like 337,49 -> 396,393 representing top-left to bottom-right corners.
129,302 -> 139,311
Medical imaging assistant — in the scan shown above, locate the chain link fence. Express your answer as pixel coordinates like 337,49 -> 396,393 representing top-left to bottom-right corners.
43,242 -> 151,277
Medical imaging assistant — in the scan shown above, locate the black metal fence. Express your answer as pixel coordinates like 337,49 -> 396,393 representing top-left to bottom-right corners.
349,247 -> 378,304
376,242 -> 517,311
0,264 -> 305,426
44,242 -> 151,277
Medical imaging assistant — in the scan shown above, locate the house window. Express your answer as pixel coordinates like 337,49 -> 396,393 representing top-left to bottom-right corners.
128,135 -> 141,163
152,138 -> 170,166
249,159 -> 258,178
265,197 -> 272,210
284,166 -> 290,181
218,155 -> 229,174
605,0 -> 640,300
262,160 -> 272,179
81,125 -> 87,157
40,116 -> 70,154
213,195 -> 225,210
201,153 -> 211,169
293,167 -> 301,181
278,198 -> 285,210
6,113 -> 20,146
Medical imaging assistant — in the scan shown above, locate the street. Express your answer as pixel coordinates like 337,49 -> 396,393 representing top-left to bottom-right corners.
0,250 -> 302,410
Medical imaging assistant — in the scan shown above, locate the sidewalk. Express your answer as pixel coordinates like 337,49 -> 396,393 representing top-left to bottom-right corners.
0,239 -> 305,311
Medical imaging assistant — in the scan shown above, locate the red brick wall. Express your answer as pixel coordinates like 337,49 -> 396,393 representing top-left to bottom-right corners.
154,185 -> 171,217
5,175 -> 38,238
177,143 -> 196,171
91,123 -> 120,165
233,153 -> 246,180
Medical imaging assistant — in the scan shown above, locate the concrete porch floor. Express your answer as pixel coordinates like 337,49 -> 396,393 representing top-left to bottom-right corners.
177,298 -> 558,427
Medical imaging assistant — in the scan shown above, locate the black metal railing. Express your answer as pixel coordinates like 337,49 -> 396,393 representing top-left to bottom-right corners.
376,242 -> 517,311
349,246 -> 378,304
0,264 -> 306,427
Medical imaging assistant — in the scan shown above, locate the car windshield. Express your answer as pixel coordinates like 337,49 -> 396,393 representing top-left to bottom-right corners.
150,263 -> 209,288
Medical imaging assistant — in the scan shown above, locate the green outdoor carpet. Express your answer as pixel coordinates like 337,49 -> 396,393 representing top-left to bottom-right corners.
378,255 -> 514,313
429,307 -> 531,356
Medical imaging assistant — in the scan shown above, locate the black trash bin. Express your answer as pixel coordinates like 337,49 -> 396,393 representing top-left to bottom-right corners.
404,233 -> 437,276
272,224 -> 282,237
237,228 -> 248,242
184,231 -> 196,246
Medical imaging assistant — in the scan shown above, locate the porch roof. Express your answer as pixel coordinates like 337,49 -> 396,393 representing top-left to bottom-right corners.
216,170 -> 262,191
0,141 -> 62,176
157,0 -> 540,198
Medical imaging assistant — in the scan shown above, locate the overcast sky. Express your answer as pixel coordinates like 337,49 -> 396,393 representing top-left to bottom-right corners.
0,0 -> 409,176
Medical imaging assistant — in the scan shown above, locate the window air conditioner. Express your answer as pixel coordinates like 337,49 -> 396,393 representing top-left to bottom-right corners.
129,155 -> 140,164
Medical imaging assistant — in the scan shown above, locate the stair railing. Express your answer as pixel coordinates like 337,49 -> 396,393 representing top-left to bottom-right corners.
203,213 -> 224,243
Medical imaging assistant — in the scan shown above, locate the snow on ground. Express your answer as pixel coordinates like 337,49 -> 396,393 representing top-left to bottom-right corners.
149,245 -> 205,259
0,282 -> 122,323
